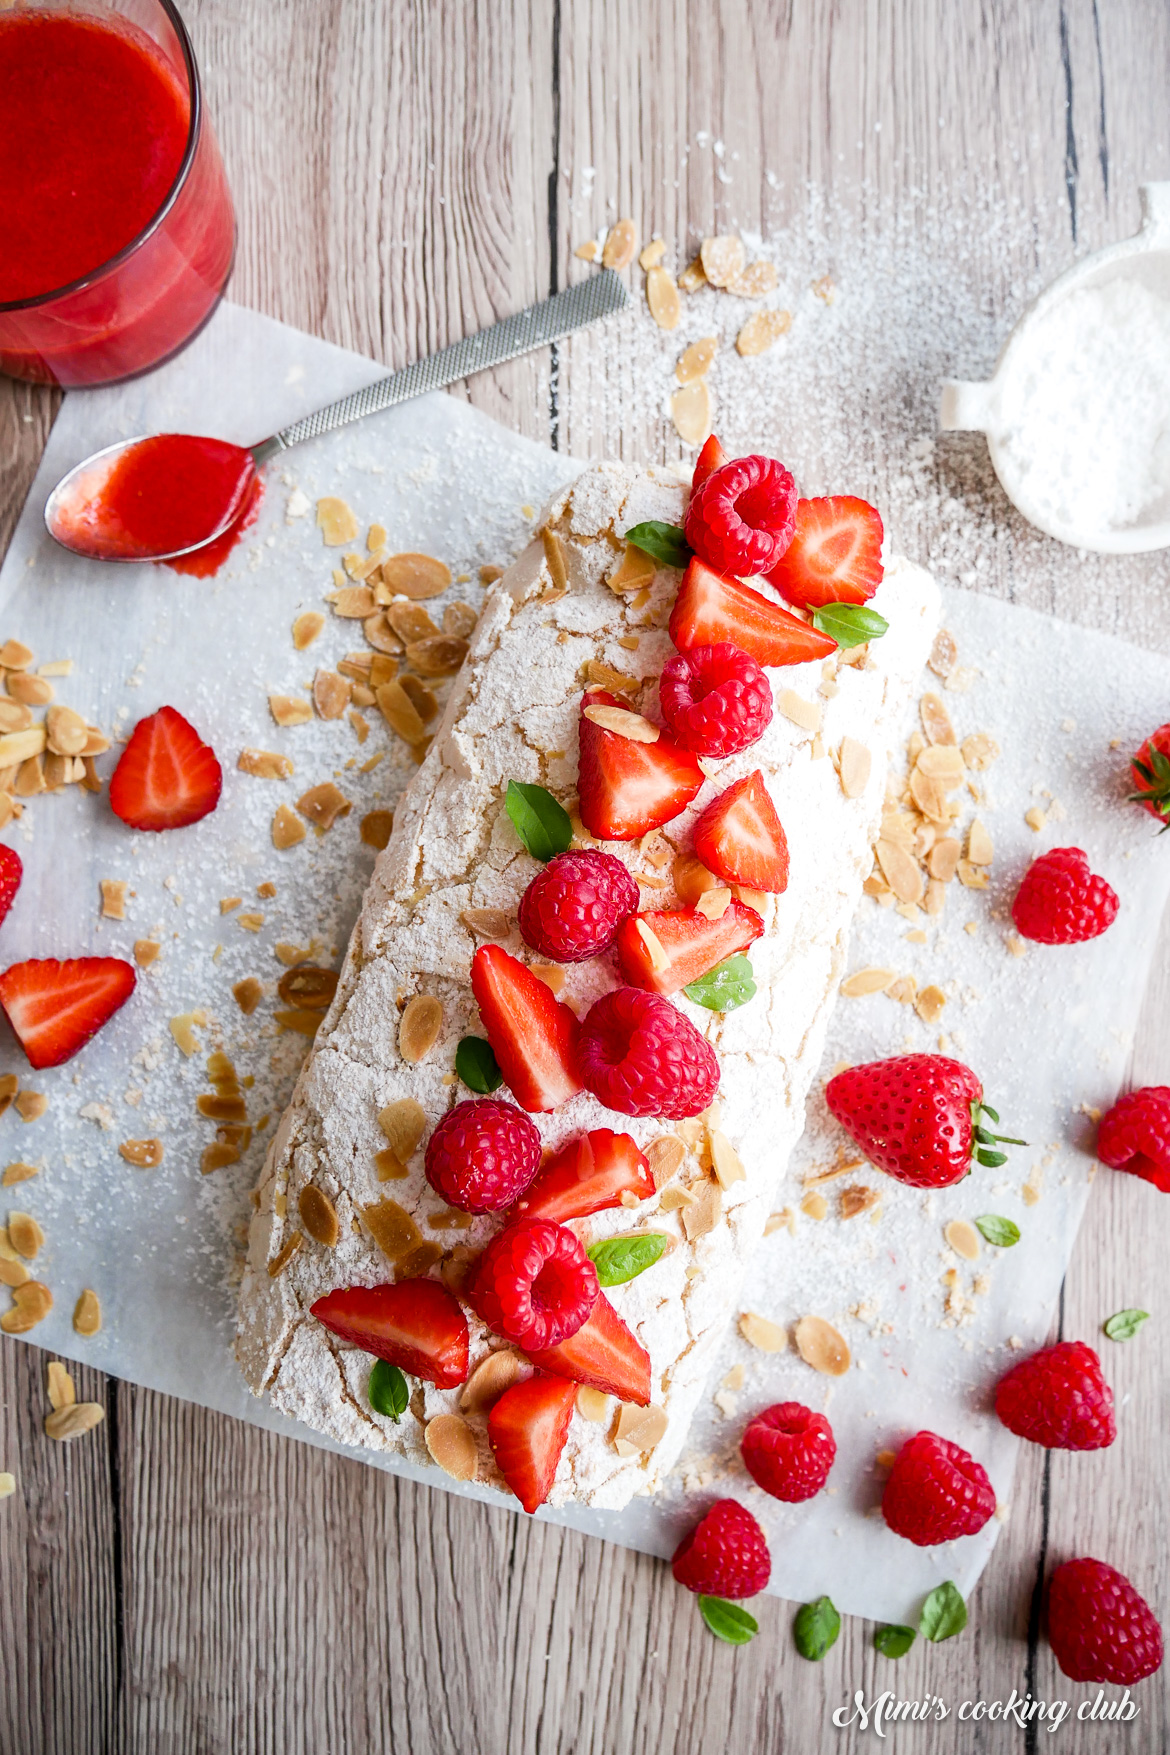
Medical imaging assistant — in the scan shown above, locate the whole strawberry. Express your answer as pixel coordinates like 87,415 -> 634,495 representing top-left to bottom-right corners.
740,1402 -> 836,1502
1048,1558 -> 1163,1684
995,1341 -> 1117,1450
825,1053 -> 1023,1188
882,1430 -> 996,1546
1011,846 -> 1119,945
1129,723 -> 1170,827
1097,1086 -> 1170,1193
671,1498 -> 771,1597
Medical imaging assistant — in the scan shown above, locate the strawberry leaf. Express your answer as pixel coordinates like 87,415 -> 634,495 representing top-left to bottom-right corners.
368,1359 -> 409,1420
587,1233 -> 667,1286
874,1623 -> 916,1659
456,1035 -> 503,1094
919,1581 -> 967,1642
1104,1307 -> 1151,1342
975,1214 -> 1020,1248
698,1595 -> 758,1645
684,954 -> 757,1012
624,521 -> 692,569
811,603 -> 889,649
794,1595 -> 841,1661
505,780 -> 572,862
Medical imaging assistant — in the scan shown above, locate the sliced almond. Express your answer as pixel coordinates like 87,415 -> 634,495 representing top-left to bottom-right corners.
681,1179 -> 722,1240
7,1212 -> 43,1259
670,379 -> 712,445
727,260 -> 779,298
920,692 -> 956,747
239,748 -> 294,782
376,678 -> 426,744
297,782 -> 350,830
0,726 -> 46,768
957,859 -> 990,889
399,994 -> 442,1063
584,659 -> 639,697
928,629 -> 958,677
0,1256 -> 27,1288
800,1190 -> 827,1220
2,1163 -> 37,1187
268,694 -> 312,728
638,238 -> 667,270
292,611 -> 325,650
14,1091 -> 46,1125
961,732 -> 1000,771
0,640 -> 32,670
461,907 -> 512,942
777,689 -> 821,733
699,234 -> 745,287
645,1135 -> 685,1189
840,1184 -> 879,1219
646,265 -> 681,330
355,808 -> 393,853
576,1385 -> 611,1423
739,1310 -> 787,1352
1,1280 -> 51,1333
377,1098 -> 427,1161
133,939 -> 161,970
945,1218 -> 981,1261
607,546 -> 657,596
99,878 -> 127,920
887,974 -> 918,1004
614,1402 -> 668,1451
45,704 -> 87,756
875,840 -> 924,905
676,337 -> 718,383
277,966 -> 337,1011
363,1198 -> 421,1260
601,217 -> 638,270
362,611 -> 403,655
460,1349 -> 529,1414
0,701 -> 31,733
916,744 -> 965,784
380,553 -> 451,601
836,736 -> 871,798
928,837 -> 961,882
424,1413 -> 478,1481
967,819 -> 993,865
47,1359 -> 75,1410
119,1138 -> 163,1168
298,1184 -> 340,1247
709,1130 -> 745,1189
327,585 -> 378,619
736,308 -> 791,356
794,1314 -> 850,1376
386,601 -> 441,644
694,886 -> 731,921
272,803 -> 306,849
44,1402 -> 105,1442
316,496 -> 359,546
312,670 -> 351,720
914,984 -> 947,1024
7,673 -> 51,707
840,967 -> 895,997
72,1289 -> 102,1337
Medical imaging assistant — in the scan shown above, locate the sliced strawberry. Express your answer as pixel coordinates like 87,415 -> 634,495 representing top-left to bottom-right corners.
523,1291 -> 651,1405
577,688 -> 703,842
692,434 -> 727,490
693,772 -> 789,893
109,704 -> 223,831
0,846 -> 22,931
614,898 -> 764,996
514,1128 -> 655,1223
0,956 -> 135,1069
488,1371 -> 578,1513
311,1280 -> 469,1389
471,943 -> 583,1113
669,557 -> 836,667
766,495 -> 884,608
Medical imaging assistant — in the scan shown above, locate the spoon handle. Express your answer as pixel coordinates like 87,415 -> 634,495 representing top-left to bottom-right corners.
251,272 -> 630,467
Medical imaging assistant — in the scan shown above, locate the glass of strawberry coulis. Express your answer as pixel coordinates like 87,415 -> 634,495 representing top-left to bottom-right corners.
0,0 -> 234,388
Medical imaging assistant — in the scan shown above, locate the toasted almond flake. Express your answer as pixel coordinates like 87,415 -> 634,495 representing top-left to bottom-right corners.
1024,806 -> 1047,833
316,496 -> 358,545
328,583 -> 379,619
841,966 -> 895,998
297,1184 -> 340,1248
1,1280 -> 51,1332
377,1100 -> 427,1165
670,379 -> 713,445
234,912 -> 263,934
917,744 -> 965,784
374,677 -> 426,745
359,611 -> 400,655
582,706 -> 661,752
0,700 -> 31,734
460,1349 -> 529,1413
570,1385 -> 609,1427
777,689 -> 822,733
267,1231 -> 304,1277
887,974 -> 918,1005
961,732 -> 1000,772
876,839 -> 924,905
380,553 -> 451,600
922,879 -> 946,917
13,1091 -> 45,1126
309,670 -> 349,721
118,1137 -> 163,1168
835,735 -> 871,799
47,1360 -> 75,1410
584,659 -> 639,697
292,611 -> 325,651
914,984 -> 947,1025
657,1184 -> 693,1213
422,1412 -> 479,1480
735,1311 -> 786,1355
7,672 -> 51,706
344,552 -> 377,581
646,265 -> 681,329
0,641 -> 32,670
967,819 -> 993,865
635,238 -> 666,271
220,897 -> 242,914
800,1189 -> 828,1220
615,1402 -> 668,1450
45,1401 -> 105,1442
387,601 -> 440,644
699,234 -> 745,287
399,994 -> 442,1064
0,1257 -> 27,1287
460,907 -> 511,942
956,859 -> 989,889
276,966 -> 337,1012
99,878 -> 127,921
0,727 -> 46,771
295,782 -> 350,832
131,940 -> 161,973
201,1141 -> 240,1174
645,1135 -> 685,1189
606,546 -> 657,596
928,629 -> 958,677
257,881 -> 277,900
268,694 -> 312,729
920,692 -> 957,747
573,238 -> 598,261
372,1147 -> 407,1181
363,1198 -> 422,1260
681,1179 -> 722,1240
44,704 -> 87,757
676,336 -> 718,382
347,709 -> 370,744
599,217 -> 637,270
359,809 -> 394,852
539,524 -> 571,595
7,1212 -> 42,1259
709,1130 -> 745,1189
945,1218 -> 981,1261
736,307 -> 791,356
840,1184 -> 879,1219
398,678 -> 439,730
795,1314 -> 850,1376
169,1011 -> 205,1057
727,258 -> 780,297
694,886 -> 732,923
928,837 -> 961,882
272,1007 -> 320,1038
2,1162 -> 36,1187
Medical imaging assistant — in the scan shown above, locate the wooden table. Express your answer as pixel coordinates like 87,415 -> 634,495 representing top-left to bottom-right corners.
3,4 -> 1169,1749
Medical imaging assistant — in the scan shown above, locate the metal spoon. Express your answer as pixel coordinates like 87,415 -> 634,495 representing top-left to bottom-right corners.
45,271 -> 630,563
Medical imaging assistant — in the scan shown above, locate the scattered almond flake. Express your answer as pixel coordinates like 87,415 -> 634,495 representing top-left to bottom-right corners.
875,840 -> 924,906
2,1162 -> 36,1187
1,1280 -> 51,1333
735,308 -> 792,356
219,897 -> 243,915
670,379 -> 713,446
956,859 -> 989,889
224,979 -> 262,1023
582,704 -> 660,745
961,732 -> 1000,771
44,704 -> 87,757
363,1198 -> 422,1261
727,259 -> 780,298
777,689 -> 821,733
93,878 -> 128,924
256,881 -> 277,901
795,1314 -> 850,1376
169,1012 -> 205,1057
398,994 -> 442,1064
0,701 -> 31,733
739,1310 -> 787,1352
328,583 -> 378,619
920,692 -> 957,747
0,1256 -> 27,1288
316,496 -> 358,546
0,640 -> 31,671
132,939 -> 161,970
46,1359 -> 75,1411
681,1179 -> 722,1240
1005,934 -> 1028,960
613,1438 -> 639,1458
14,1091 -> 47,1124
296,782 -> 350,832
645,1135 -> 685,1189
886,974 -> 918,1005
944,664 -> 977,693
273,1007 -> 321,1038
376,678 -> 427,745
584,658 -> 639,696
373,1146 -> 408,1181
656,1184 -> 692,1214
841,967 -> 895,998
267,1231 -> 304,1277
479,564 -> 503,587
460,1350 -> 529,1414
639,832 -> 673,870
380,553 -> 451,601
270,802 -> 307,851
914,984 -> 947,1025
360,610 -> 401,655
928,629 -> 957,677
573,238 -> 598,262
45,1401 -> 105,1442
399,675 -> 439,724
201,1140 -> 241,1175
735,884 -> 767,912
358,809 -> 394,853
615,1402 -> 668,1450
694,886 -> 731,922
460,907 -> 512,941
606,545 -> 657,596
637,237 -> 667,270
1025,806 -> 1048,832
840,1184 -> 879,1219
267,695 -> 312,730
297,1184 -> 340,1248
616,634 -> 640,653
709,1130 -> 745,1189
945,1218 -> 981,1261
800,1189 -> 828,1220
677,252 -> 708,292
811,273 -> 836,302
835,735 -> 871,799
699,234 -> 745,287
78,1101 -> 113,1130
928,836 -> 961,882
235,912 -> 264,934
292,610 -> 325,651
601,217 -> 637,270
917,743 -> 964,784
7,1212 -> 43,1259
646,265 -> 681,330
967,819 -> 994,865
387,601 -> 440,644
346,709 -> 370,745
309,670 -> 349,721
526,963 -> 566,1000
676,336 -> 718,383
8,673 -> 52,707
118,1138 -> 163,1168
875,1447 -> 898,1471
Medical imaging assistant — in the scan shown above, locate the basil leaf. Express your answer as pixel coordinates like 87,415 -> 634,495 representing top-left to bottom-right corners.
975,1214 -> 1020,1248
1104,1307 -> 1151,1342
975,1148 -> 1008,1168
684,955 -> 757,1013
811,602 -> 889,649
505,779 -> 572,862
794,1595 -> 841,1661
698,1595 -> 758,1645
874,1623 -> 916,1659
368,1359 -> 409,1421
587,1233 -> 667,1287
456,1035 -> 503,1094
919,1581 -> 967,1642
624,521 -> 692,569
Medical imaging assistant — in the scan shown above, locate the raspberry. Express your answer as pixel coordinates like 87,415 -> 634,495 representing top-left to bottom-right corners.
1048,1558 -> 1164,1684
473,1218 -> 598,1349
578,987 -> 719,1119
518,850 -> 639,963
1098,1086 -> 1170,1193
424,1098 -> 542,1213
1011,846 -> 1119,945
740,1402 -> 836,1502
684,454 -> 798,577
882,1431 -> 996,1546
671,1498 -> 771,1597
658,643 -> 773,758
995,1341 -> 1117,1450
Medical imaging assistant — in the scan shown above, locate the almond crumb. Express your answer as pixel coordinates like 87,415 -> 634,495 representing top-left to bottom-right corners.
119,1138 -> 163,1168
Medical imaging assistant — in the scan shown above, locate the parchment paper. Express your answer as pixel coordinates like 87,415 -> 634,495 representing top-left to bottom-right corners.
1,300 -> 1166,1622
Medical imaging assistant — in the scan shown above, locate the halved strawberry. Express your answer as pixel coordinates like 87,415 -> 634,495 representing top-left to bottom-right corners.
471,943 -> 583,1112
0,846 -> 22,931
311,1280 -> 469,1389
577,688 -> 703,841
614,898 -> 764,996
669,557 -> 836,667
514,1128 -> 655,1223
766,495 -> 884,608
488,1371 -> 578,1513
0,956 -> 135,1069
692,434 -> 727,490
109,704 -> 222,831
692,772 -> 789,893
522,1291 -> 651,1405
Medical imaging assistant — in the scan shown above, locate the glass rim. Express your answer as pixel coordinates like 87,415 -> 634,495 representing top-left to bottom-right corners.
0,0 -> 204,316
